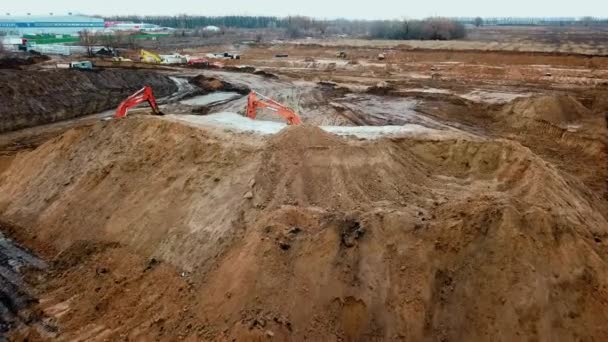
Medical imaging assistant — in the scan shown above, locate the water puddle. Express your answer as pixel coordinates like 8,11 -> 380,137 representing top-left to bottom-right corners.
167,113 -> 472,140
332,94 -> 451,129
180,92 -> 242,106
460,90 -> 530,104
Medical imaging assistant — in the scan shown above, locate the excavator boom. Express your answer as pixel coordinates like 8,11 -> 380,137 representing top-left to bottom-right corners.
246,91 -> 302,125
114,86 -> 163,119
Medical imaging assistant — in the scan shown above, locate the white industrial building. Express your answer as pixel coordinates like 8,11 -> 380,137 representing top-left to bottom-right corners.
0,14 -> 104,35
105,22 -> 168,32
203,25 -> 221,32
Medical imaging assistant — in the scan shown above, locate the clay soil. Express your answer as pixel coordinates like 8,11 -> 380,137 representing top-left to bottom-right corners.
2,31 -> 608,341
0,68 -> 177,132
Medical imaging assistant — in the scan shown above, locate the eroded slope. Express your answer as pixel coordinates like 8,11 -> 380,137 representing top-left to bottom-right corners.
1,118 -> 608,341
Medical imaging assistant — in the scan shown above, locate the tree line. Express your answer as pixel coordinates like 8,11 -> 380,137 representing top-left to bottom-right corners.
460,16 -> 608,26
103,15 -> 285,29
369,19 -> 466,40
103,15 -> 467,40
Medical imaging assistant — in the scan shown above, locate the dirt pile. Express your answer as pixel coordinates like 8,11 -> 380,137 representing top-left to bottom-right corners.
189,75 -> 250,95
270,124 -> 344,148
11,241 -> 202,341
0,53 -> 50,69
366,81 -> 396,95
496,94 -> 608,197
587,89 -> 608,113
2,119 -> 608,340
0,117 -> 260,269
501,95 -> 594,127
0,69 -> 177,132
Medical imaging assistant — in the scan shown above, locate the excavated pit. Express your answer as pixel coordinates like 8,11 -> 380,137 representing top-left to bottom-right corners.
1,115 -> 608,341
0,69 -> 178,133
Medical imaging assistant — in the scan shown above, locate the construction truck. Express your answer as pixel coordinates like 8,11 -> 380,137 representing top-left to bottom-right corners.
212,52 -> 240,59
140,49 -> 190,65
69,61 -> 93,70
187,58 -> 210,66
160,53 -> 188,64
17,38 -> 30,52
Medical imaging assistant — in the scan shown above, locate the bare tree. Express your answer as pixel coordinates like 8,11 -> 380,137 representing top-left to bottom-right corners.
314,20 -> 329,36
100,34 -> 118,50
0,31 -> 5,53
581,16 -> 594,27
127,34 -> 139,49
78,30 -> 97,57
474,17 -> 484,27
286,16 -> 314,38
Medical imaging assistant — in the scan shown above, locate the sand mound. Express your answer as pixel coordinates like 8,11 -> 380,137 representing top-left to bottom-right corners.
0,116 -> 261,269
501,95 -> 592,126
189,75 -> 250,95
3,117 -> 608,341
269,124 -> 345,149
495,94 -> 608,197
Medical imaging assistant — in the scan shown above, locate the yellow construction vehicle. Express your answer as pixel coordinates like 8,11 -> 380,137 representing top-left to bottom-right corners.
140,49 -> 163,64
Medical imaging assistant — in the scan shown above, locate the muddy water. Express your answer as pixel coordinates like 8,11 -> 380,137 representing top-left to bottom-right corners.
332,94 -> 458,129
0,231 -> 52,339
166,112 -> 473,140
160,77 -> 201,103
179,92 -> 242,106
170,70 -> 474,130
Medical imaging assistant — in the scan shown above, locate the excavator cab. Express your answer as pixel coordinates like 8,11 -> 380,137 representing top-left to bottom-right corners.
114,86 -> 163,119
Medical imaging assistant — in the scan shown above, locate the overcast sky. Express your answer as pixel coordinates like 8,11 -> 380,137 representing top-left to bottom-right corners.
2,0 -> 606,19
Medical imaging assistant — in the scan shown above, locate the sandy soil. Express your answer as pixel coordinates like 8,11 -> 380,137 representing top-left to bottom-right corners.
1,99 -> 608,340
1,33 -> 608,341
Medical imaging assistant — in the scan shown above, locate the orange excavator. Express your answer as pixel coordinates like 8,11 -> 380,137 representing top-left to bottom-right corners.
246,91 -> 302,125
114,86 -> 163,119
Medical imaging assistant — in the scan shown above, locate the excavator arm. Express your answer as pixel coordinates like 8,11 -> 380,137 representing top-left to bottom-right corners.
246,91 -> 302,125
114,86 -> 163,119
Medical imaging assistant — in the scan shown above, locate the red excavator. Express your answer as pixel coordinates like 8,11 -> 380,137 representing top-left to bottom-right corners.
246,91 -> 302,125
114,86 -> 163,119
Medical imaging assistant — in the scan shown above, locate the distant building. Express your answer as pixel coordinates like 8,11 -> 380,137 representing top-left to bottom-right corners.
104,21 -> 171,32
454,16 -> 608,26
203,25 -> 221,32
0,14 -> 104,35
